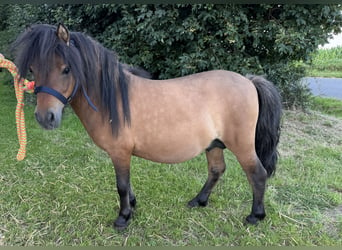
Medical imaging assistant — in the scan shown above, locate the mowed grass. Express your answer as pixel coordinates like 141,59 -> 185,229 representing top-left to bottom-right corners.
310,96 -> 342,118
0,82 -> 341,246
307,46 -> 342,78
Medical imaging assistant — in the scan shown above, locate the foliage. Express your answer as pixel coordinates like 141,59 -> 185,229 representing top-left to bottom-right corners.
0,4 -> 341,108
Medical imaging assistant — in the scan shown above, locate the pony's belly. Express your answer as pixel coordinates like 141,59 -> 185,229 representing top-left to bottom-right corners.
132,140 -> 205,164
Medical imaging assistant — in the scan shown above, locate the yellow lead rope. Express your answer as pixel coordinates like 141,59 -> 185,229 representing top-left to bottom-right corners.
0,53 -> 34,161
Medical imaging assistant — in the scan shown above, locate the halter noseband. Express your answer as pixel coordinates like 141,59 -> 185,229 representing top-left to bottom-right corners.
34,82 -> 98,111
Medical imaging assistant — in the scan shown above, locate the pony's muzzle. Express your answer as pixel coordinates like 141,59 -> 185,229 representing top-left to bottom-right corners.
35,108 -> 62,130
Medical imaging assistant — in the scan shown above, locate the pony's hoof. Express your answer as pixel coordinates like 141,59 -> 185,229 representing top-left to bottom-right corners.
245,213 -> 266,225
113,216 -> 130,231
245,214 -> 259,225
187,198 -> 208,208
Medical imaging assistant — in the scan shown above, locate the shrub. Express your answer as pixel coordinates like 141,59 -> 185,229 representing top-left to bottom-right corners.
1,4 -> 341,108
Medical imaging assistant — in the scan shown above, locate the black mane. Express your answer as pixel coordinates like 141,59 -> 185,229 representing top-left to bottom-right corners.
12,24 -> 147,135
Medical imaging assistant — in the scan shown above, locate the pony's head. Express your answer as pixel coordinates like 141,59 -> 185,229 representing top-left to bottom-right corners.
13,24 -> 86,130
13,23 -> 147,135
31,24 -> 77,129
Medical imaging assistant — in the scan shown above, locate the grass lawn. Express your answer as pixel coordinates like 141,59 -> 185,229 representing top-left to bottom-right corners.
0,80 -> 341,246
310,96 -> 342,118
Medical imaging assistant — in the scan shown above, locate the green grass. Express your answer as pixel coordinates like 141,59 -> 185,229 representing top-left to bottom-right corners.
310,96 -> 342,118
0,81 -> 341,246
307,47 -> 342,78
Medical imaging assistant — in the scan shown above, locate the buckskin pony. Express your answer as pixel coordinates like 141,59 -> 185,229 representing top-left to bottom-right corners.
12,24 -> 282,230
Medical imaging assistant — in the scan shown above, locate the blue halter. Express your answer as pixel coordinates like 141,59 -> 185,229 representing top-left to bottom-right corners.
34,81 -> 98,111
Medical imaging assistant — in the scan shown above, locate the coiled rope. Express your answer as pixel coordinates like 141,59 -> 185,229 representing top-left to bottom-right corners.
0,53 -> 34,161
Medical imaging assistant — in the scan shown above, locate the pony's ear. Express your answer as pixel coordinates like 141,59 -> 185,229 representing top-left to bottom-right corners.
25,24 -> 33,32
56,23 -> 70,46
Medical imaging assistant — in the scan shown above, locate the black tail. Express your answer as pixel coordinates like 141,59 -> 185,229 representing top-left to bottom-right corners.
247,75 -> 282,177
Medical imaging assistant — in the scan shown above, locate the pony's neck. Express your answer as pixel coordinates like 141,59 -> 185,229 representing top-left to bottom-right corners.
70,92 -> 104,134
69,88 -> 124,147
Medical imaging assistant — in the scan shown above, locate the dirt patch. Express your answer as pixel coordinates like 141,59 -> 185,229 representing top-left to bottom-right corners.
325,204 -> 342,222
279,110 -> 342,157
322,205 -> 342,238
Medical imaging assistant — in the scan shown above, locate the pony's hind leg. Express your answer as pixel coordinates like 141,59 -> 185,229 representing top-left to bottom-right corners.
188,147 -> 226,207
237,154 -> 268,224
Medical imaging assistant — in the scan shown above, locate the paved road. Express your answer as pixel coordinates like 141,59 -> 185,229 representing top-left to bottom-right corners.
304,77 -> 342,100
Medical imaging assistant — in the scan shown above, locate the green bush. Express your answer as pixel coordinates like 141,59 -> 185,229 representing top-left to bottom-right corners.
1,4 -> 341,108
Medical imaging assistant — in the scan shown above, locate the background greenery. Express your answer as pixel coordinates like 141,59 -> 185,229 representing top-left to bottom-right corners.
1,4 -> 342,108
307,46 -> 342,78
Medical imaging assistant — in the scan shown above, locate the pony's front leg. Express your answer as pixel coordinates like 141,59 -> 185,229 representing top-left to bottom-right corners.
112,157 -> 135,230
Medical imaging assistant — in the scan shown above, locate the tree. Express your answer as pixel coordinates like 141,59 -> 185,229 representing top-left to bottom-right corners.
1,4 -> 341,108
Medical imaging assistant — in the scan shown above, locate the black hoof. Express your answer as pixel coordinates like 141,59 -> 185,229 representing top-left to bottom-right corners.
245,213 -> 266,225
113,210 -> 133,231
245,214 -> 259,225
188,197 -> 208,208
113,216 -> 130,231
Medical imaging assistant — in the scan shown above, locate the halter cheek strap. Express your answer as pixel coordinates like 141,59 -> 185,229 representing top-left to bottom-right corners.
81,85 -> 98,111
34,82 -> 98,111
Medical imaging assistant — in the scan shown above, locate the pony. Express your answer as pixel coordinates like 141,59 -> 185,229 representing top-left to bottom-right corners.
12,23 -> 282,230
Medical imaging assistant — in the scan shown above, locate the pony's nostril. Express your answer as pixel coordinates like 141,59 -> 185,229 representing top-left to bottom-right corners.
47,111 -> 55,123
35,110 -> 59,130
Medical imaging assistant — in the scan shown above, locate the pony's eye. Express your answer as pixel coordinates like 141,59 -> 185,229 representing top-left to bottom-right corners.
62,66 -> 70,75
